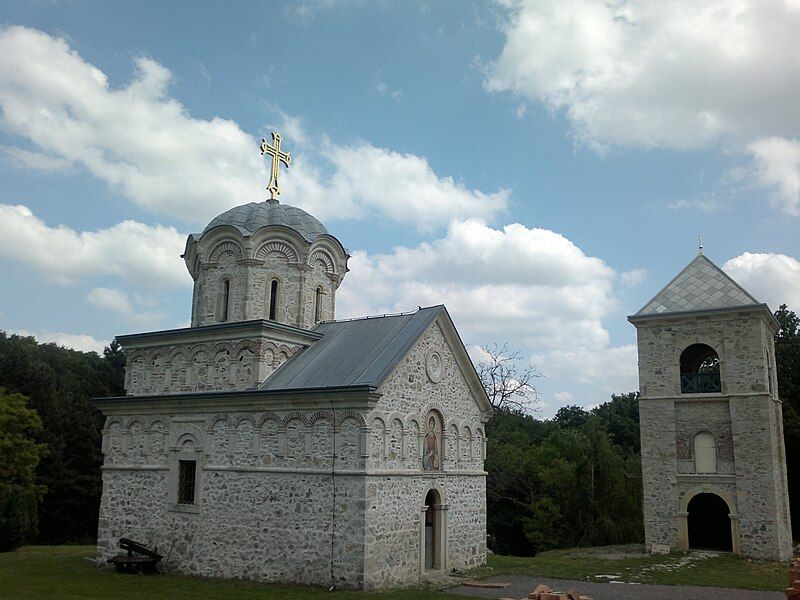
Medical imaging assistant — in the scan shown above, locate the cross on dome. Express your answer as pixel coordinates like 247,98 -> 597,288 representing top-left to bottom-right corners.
260,132 -> 291,202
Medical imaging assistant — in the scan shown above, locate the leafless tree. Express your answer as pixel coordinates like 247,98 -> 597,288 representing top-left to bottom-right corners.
476,343 -> 541,413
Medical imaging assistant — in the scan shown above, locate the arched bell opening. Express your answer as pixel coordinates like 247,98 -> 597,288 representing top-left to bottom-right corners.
680,343 -> 721,393
687,492 -> 733,552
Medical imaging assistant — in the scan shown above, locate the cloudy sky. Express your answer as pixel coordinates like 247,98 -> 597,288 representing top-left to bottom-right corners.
1,1 -> 799,415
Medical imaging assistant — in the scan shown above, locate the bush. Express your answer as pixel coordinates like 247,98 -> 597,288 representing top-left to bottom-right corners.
0,485 -> 38,552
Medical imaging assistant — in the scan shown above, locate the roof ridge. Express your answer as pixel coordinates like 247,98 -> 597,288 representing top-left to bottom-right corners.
319,304 -> 444,325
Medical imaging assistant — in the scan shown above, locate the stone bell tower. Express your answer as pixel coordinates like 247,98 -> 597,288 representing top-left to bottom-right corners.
629,251 -> 791,561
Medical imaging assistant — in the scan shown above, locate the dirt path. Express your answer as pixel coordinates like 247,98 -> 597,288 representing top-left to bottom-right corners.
447,575 -> 784,600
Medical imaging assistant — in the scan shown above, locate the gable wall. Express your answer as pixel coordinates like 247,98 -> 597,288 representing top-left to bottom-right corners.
361,321 -> 487,588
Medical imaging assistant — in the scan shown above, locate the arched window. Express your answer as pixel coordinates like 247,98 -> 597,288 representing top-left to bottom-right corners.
268,279 -> 279,321
314,287 -> 323,323
680,343 -> 721,393
219,279 -> 230,322
694,432 -> 717,473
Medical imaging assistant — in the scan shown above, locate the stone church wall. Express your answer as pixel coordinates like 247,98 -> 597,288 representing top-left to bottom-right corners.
97,408 -> 370,588
362,320 -> 488,587
124,338 -> 301,396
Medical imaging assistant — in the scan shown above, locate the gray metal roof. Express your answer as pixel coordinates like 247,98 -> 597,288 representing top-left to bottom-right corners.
635,254 -> 760,316
261,306 -> 444,391
203,201 -> 329,242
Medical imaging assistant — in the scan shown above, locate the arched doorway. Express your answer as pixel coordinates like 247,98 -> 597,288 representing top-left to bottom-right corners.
424,489 -> 441,570
687,493 -> 733,551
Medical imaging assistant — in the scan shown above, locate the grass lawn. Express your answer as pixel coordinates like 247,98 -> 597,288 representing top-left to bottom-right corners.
0,544 -> 789,598
478,545 -> 788,591
0,545 -> 466,600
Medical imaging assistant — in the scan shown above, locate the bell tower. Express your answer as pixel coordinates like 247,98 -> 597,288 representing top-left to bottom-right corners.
629,252 -> 791,560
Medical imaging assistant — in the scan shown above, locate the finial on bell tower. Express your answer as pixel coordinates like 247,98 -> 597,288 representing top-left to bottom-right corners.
260,132 -> 291,202
698,236 -> 704,256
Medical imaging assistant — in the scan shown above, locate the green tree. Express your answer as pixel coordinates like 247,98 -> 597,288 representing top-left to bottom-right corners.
0,332 -> 124,543
0,388 -> 47,551
774,305 -> 800,537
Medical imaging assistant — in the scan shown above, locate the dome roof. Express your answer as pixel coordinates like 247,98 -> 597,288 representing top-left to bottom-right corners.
203,201 -> 329,242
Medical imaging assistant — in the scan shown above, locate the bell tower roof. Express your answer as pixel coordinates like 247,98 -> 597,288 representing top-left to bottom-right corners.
634,254 -> 760,317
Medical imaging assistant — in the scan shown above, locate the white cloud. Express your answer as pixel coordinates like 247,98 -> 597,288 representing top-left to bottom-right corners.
1,146 -> 73,172
10,328 -> 108,354
667,195 -> 719,212
0,26 -> 504,231
723,252 -> 800,311
0,204 -> 188,289
746,137 -> 800,216
486,1 -> 800,151
337,218 -> 616,351
0,26 -> 265,225
286,145 -> 509,231
620,268 -> 647,286
87,287 -> 134,314
376,82 -> 402,99
86,286 -> 166,325
536,344 -> 639,400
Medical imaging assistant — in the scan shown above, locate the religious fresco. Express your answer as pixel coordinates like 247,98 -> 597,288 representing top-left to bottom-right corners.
422,410 -> 443,470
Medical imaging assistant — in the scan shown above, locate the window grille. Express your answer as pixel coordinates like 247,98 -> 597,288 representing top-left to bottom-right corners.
178,460 -> 196,504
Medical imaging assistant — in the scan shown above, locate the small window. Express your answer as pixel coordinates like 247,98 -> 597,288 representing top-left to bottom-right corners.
268,280 -> 279,321
680,343 -> 721,393
178,460 -> 196,504
220,279 -> 230,322
694,432 -> 717,473
314,287 -> 323,323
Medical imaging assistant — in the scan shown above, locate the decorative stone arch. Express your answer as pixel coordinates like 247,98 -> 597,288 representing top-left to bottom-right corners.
255,240 -> 299,263
475,427 -> 486,461
308,410 -> 334,426
676,340 -> 724,394
371,416 -> 388,462
308,248 -> 336,274
206,414 -> 234,433
256,411 -> 282,428
335,409 -> 367,429
234,339 -> 259,354
405,417 -> 422,465
168,425 -> 204,511
420,484 -> 448,574
387,414 -> 405,463
462,424 -> 473,460
677,486 -> 740,554
281,411 -> 309,428
208,240 -> 244,263
445,421 -> 460,467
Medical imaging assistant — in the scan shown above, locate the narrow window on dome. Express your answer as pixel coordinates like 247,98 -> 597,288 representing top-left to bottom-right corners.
220,279 -> 230,322
315,287 -> 323,323
269,279 -> 279,321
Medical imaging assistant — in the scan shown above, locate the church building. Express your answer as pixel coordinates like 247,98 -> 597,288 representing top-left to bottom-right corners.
94,133 -> 492,589
629,249 -> 791,560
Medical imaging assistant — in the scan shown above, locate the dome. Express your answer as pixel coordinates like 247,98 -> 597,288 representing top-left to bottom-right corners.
203,201 -> 329,242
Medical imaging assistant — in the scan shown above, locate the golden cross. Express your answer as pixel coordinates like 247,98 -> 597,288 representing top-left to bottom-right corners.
260,132 -> 291,201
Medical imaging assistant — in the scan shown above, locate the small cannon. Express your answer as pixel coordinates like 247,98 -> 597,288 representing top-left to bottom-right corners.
107,537 -> 162,574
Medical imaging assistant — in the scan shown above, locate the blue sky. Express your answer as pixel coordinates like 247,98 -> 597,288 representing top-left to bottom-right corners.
0,1 -> 798,415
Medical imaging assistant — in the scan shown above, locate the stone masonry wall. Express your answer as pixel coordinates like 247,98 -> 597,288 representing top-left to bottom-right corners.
362,321 -> 488,587
675,401 -> 734,474
635,311 -> 791,560
124,338 -> 301,396
97,407 -> 370,588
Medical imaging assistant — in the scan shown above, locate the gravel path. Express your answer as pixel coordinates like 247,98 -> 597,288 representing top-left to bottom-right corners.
447,574 -> 784,600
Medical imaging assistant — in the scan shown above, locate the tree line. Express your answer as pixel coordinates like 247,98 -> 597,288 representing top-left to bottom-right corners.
0,304 -> 798,553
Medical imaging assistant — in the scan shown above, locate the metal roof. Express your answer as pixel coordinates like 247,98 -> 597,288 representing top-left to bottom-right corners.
202,201 -> 329,242
635,254 -> 760,316
261,306 -> 444,391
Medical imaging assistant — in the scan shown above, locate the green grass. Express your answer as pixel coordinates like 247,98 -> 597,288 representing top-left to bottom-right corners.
478,545 -> 788,591
0,545 -> 467,600
0,544 -> 789,598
